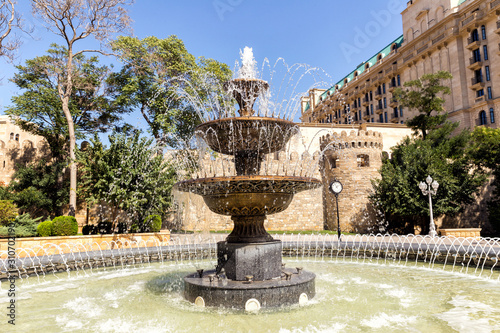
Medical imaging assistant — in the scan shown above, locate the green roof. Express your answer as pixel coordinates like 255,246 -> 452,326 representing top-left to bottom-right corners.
304,34 -> 404,113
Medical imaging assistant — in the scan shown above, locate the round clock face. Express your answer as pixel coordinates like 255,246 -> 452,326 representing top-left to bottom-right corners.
330,181 -> 343,194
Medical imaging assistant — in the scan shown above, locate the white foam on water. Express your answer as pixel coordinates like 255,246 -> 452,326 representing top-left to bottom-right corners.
375,283 -> 393,289
31,283 -> 78,293
55,315 -> 84,331
436,295 -> 500,333
384,288 -> 412,308
361,313 -> 417,329
63,296 -> 102,318
279,322 -> 347,333
350,277 -> 367,285
97,318 -> 174,333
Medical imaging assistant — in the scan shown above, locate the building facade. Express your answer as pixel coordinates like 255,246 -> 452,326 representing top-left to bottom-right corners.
301,0 -> 499,131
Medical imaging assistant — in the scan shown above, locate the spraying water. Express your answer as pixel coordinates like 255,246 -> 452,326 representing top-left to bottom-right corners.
238,47 -> 257,79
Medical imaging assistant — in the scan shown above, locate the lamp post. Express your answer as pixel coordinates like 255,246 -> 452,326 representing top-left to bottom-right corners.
329,179 -> 343,242
419,175 -> 439,237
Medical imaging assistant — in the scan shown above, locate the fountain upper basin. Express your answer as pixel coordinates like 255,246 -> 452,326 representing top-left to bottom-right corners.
195,117 -> 298,156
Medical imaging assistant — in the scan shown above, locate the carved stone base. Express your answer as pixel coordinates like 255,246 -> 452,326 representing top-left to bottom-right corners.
227,215 -> 273,243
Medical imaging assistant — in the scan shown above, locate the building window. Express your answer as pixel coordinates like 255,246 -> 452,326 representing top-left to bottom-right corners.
369,91 -> 373,101
473,48 -> 481,62
358,110 -> 362,121
15,134 -> 19,141
399,106 -> 404,117
370,104 -> 374,114
490,108 -> 496,123
471,29 -> 479,42
397,75 -> 401,86
486,66 -> 491,81
382,83 -> 386,94
477,89 -> 484,97
488,87 -> 492,99
357,154 -> 370,167
384,112 -> 388,123
481,25 -> 487,40
475,68 -> 483,83
328,156 -> 339,168
379,114 -> 383,123
9,133 -> 13,140
371,118 -> 374,122
483,45 -> 488,61
479,110 -> 487,125
394,107 -> 398,117
383,97 -> 387,108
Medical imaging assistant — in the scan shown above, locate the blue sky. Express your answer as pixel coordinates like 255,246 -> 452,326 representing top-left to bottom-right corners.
0,0 -> 406,127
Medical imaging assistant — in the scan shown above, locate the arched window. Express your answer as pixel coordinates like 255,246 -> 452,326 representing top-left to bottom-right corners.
490,108 -> 496,123
365,63 -> 370,70
354,71 -> 359,79
15,134 -> 19,141
377,54 -> 383,62
328,156 -> 339,169
391,44 -> 397,52
9,133 -> 14,140
471,29 -> 479,42
479,110 -> 487,125
481,25 -> 487,40
357,154 -> 370,167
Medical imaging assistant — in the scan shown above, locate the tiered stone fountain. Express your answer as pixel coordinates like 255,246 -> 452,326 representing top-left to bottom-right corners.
175,49 -> 322,310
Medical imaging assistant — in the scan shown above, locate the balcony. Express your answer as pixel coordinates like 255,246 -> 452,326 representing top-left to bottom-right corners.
461,10 -> 484,29
362,114 -> 370,121
375,105 -> 384,114
466,37 -> 481,50
495,20 -> 500,34
389,98 -> 398,108
390,115 -> 401,124
362,98 -> 370,106
475,96 -> 486,104
388,82 -> 398,92
467,57 -> 482,70
470,77 -> 485,90
374,91 -> 383,100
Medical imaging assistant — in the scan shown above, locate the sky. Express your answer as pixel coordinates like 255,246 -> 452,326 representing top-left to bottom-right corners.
0,0 -> 407,131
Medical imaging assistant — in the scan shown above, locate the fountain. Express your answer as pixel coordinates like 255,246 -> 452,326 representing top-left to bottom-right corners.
174,48 -> 322,309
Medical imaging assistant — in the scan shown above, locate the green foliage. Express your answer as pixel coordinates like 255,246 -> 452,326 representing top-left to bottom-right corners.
0,200 -> 18,226
51,216 -> 78,236
6,45 -> 129,159
393,71 -> 452,140
97,221 -> 113,234
109,36 -> 232,148
143,214 -> 162,232
36,220 -> 53,237
8,159 -> 69,218
0,213 -> 43,237
77,132 -> 176,224
469,127 -> 500,236
129,223 -> 139,233
371,123 -> 485,234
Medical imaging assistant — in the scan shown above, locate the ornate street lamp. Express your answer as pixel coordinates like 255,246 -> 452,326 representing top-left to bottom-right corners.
419,175 -> 439,237
329,179 -> 343,242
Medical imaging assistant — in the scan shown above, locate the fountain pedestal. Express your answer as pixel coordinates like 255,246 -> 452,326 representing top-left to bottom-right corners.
217,240 -> 282,281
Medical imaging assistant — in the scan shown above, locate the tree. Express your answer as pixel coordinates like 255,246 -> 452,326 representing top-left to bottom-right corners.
7,45 -> 129,161
0,0 -> 22,60
394,71 -> 452,140
31,0 -> 133,215
370,123 -> 485,234
469,127 -> 500,236
77,132 -> 176,227
109,35 -> 232,148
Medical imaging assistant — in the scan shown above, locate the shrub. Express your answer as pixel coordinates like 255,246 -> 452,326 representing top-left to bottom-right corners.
37,220 -> 53,237
0,213 -> 43,237
0,200 -> 18,226
97,221 -> 113,234
82,224 -> 93,235
129,223 -> 139,233
116,222 -> 128,234
144,214 -> 162,232
51,216 -> 78,236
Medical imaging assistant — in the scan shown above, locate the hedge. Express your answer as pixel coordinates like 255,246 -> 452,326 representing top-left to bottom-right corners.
51,216 -> 78,236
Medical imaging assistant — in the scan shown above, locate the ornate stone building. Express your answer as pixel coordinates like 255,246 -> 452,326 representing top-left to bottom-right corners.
301,0 -> 499,131
0,115 -> 50,185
